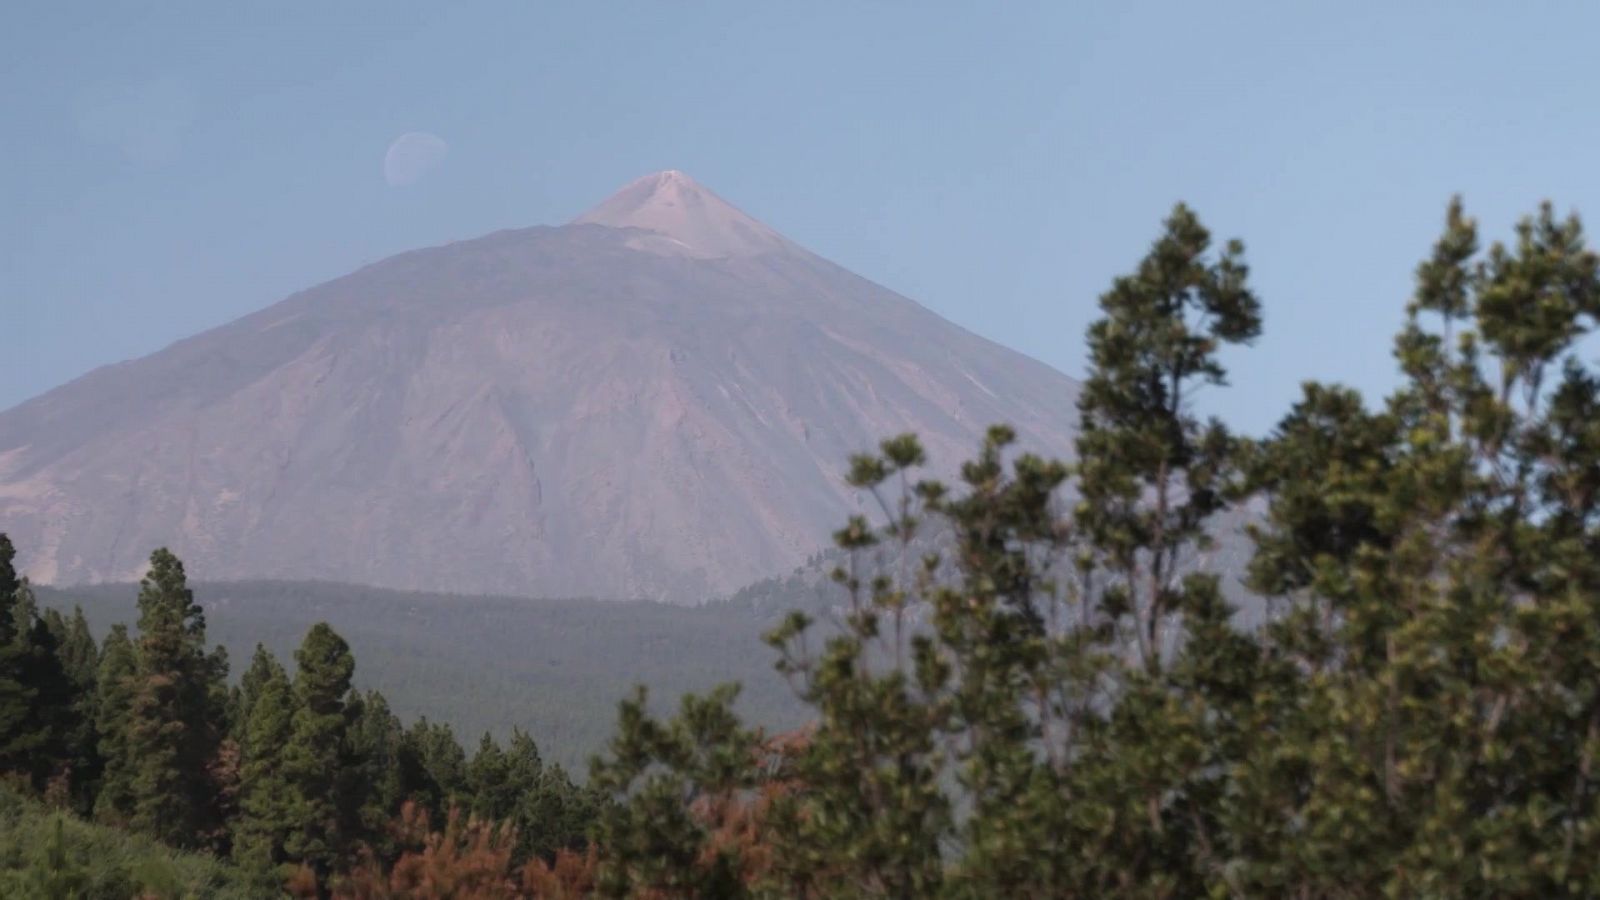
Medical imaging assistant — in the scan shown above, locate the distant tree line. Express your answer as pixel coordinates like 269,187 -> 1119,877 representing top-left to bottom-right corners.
40,574 -> 803,771
7,195 -> 1600,897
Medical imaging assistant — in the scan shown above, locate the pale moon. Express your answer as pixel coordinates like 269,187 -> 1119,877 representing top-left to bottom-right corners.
383,132 -> 448,187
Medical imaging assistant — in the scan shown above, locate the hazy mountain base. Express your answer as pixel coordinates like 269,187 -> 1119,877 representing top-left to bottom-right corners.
36,581 -> 806,769
32,503 -> 1258,772
721,501 -> 1266,626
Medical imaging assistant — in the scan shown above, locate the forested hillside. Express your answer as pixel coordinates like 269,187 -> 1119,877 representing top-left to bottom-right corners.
38,580 -> 802,768
0,539 -> 601,895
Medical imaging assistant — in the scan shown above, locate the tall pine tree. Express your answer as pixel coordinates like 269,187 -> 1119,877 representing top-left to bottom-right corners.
281,622 -> 362,878
401,717 -> 469,819
467,732 -> 513,823
507,728 -> 595,863
1073,202 -> 1261,674
45,607 -> 101,812
124,548 -> 224,847
0,533 -> 17,642
0,580 -> 77,791
0,533 -> 33,779
347,688 -> 405,859
234,646 -> 297,873
92,624 -> 137,825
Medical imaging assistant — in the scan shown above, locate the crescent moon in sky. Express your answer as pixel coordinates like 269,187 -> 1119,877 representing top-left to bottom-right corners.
383,132 -> 448,187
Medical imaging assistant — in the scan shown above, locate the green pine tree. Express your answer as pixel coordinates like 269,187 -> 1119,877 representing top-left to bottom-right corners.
0,534 -> 38,781
346,688 -> 405,859
124,548 -> 224,847
0,582 -> 78,791
0,533 -> 18,643
505,728 -> 594,862
233,646 -> 297,873
236,642 -> 279,732
401,717 -> 468,819
467,732 -> 512,823
1073,202 -> 1261,675
92,624 -> 137,825
281,622 -> 362,877
1232,198 -> 1600,895
46,607 -> 101,813
591,685 -> 764,898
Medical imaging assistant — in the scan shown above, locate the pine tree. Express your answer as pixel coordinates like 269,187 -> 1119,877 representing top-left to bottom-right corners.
1038,203 -> 1261,894
0,546 -> 80,793
540,761 -> 600,856
236,642 -> 279,730
234,646 -> 297,873
48,609 -> 99,701
333,687 -> 376,863
0,582 -> 77,790
124,548 -> 223,847
591,685 -> 765,898
47,607 -> 101,812
1233,199 -> 1600,894
0,604 -> 39,780
0,534 -> 35,780
281,622 -> 361,877
0,533 -> 18,643
468,732 -> 512,824
347,688 -> 405,859
402,717 -> 469,819
204,643 -> 232,735
505,729 -> 556,862
1073,202 -> 1261,675
92,624 -> 137,825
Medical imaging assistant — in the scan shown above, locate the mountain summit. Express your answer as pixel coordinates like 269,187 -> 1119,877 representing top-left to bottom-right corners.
573,170 -> 796,258
0,174 -> 1080,600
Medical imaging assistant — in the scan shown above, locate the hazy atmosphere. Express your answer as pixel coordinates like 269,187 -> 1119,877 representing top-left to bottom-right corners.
6,4 -> 1600,897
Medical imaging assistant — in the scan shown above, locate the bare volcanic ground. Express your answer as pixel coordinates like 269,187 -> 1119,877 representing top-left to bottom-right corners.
0,172 -> 1080,601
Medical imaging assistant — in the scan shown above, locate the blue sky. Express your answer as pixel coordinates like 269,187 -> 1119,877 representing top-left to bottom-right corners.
5,1 -> 1599,435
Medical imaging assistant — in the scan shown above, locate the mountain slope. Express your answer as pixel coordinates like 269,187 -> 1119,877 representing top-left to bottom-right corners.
0,171 -> 1080,600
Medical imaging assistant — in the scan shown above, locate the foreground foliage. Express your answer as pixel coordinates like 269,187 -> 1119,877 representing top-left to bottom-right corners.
589,199 -> 1600,897
0,783 -> 264,899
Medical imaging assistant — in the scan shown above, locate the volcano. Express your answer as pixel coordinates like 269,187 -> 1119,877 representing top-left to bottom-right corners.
0,171 -> 1080,600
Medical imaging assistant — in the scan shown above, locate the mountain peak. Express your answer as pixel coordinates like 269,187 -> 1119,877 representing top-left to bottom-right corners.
573,170 -> 796,258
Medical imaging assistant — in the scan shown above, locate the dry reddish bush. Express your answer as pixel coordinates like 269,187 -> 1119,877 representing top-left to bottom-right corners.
323,802 -> 598,899
521,845 -> 598,898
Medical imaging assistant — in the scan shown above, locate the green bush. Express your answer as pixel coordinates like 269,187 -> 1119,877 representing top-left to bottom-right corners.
0,785 -> 268,899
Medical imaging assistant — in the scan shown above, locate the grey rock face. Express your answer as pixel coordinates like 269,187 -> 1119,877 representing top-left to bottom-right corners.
0,172 -> 1080,601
